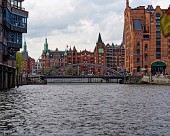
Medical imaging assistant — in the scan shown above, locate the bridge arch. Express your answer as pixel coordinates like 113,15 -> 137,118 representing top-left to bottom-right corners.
55,63 -> 123,77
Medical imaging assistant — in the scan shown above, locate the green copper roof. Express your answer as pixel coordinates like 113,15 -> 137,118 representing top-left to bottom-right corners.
64,50 -> 67,56
44,38 -> 48,53
24,41 -> 28,52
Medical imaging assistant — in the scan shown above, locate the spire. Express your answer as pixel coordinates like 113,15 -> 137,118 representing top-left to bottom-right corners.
97,33 -> 103,44
126,0 -> 129,7
24,40 -> 27,52
44,38 -> 48,53
69,46 -> 72,51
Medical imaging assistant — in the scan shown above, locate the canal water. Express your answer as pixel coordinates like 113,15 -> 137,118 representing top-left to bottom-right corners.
0,84 -> 170,135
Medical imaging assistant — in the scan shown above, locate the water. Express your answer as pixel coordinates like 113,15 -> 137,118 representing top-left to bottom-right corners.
0,84 -> 170,135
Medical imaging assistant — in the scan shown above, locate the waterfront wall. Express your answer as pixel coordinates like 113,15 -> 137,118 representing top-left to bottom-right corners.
142,76 -> 170,85
0,64 -> 16,91
47,78 -> 121,83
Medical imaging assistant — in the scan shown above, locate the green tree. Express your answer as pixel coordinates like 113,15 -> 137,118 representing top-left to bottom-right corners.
65,66 -> 77,75
16,51 -> 23,71
16,51 -> 23,87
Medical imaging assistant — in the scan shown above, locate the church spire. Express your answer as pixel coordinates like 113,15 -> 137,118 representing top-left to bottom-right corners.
97,33 -> 103,44
44,38 -> 48,54
24,40 -> 27,52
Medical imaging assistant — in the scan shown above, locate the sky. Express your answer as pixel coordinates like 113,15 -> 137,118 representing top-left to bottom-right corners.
22,0 -> 170,60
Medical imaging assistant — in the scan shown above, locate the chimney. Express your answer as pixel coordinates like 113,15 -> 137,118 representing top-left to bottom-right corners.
126,0 -> 129,7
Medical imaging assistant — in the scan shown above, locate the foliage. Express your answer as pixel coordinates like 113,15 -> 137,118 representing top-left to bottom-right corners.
38,68 -> 48,75
65,66 -> 77,75
16,51 -> 23,72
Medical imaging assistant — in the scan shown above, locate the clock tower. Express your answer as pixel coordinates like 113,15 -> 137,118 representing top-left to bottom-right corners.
94,33 -> 106,75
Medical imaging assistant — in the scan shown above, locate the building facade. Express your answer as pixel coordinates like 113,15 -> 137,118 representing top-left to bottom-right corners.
21,41 -> 35,76
41,33 -> 124,76
41,38 -> 67,70
106,43 -> 125,72
94,33 -> 106,75
124,0 -> 170,75
0,0 -> 28,90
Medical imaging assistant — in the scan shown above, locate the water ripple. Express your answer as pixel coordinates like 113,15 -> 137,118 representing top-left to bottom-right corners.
0,84 -> 170,135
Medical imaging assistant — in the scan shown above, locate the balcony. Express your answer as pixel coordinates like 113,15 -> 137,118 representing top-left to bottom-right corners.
3,0 -> 28,17
11,24 -> 27,33
3,8 -> 28,33
7,41 -> 22,49
11,7 -> 28,17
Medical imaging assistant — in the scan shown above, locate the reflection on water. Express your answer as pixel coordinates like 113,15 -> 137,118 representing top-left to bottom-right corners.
0,84 -> 170,135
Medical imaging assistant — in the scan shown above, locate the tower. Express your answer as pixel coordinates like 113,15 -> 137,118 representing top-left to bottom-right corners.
44,38 -> 48,54
97,33 -> 104,44
24,41 -> 28,53
126,0 -> 129,7
94,33 -> 106,75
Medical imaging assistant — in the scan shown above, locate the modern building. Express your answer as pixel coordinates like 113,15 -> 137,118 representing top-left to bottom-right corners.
124,0 -> 170,75
0,0 -> 28,90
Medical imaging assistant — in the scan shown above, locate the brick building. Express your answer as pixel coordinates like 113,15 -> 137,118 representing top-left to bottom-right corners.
41,33 -> 124,75
21,41 -> 35,76
41,38 -> 67,70
94,33 -> 106,75
124,0 -> 170,75
106,43 -> 124,72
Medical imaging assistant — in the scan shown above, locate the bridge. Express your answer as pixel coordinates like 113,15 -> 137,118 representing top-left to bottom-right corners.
46,63 -> 123,77
46,75 -> 124,83
42,63 -> 125,83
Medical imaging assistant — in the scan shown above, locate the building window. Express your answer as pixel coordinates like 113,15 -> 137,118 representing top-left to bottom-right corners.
145,44 -> 148,52
156,36 -> 161,41
136,41 -> 140,54
156,13 -> 161,59
137,49 -> 140,54
137,66 -> 141,72
156,53 -> 161,59
168,39 -> 170,43
144,54 -> 148,60
156,48 -> 161,52
137,58 -> 140,63
137,41 -> 140,47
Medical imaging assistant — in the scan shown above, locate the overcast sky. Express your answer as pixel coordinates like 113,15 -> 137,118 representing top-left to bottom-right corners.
22,0 -> 170,60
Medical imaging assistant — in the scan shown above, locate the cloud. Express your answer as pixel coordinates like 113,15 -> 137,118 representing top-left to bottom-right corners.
22,0 -> 170,60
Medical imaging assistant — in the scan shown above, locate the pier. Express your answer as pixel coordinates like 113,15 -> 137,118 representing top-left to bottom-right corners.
0,64 -> 16,91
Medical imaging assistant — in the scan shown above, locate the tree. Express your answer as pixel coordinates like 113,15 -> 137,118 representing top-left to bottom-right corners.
16,51 -> 23,72
65,66 -> 77,75
16,51 -> 23,87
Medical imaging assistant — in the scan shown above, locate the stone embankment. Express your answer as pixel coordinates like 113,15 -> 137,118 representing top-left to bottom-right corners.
142,75 -> 170,85
22,76 -> 47,85
125,76 -> 142,84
